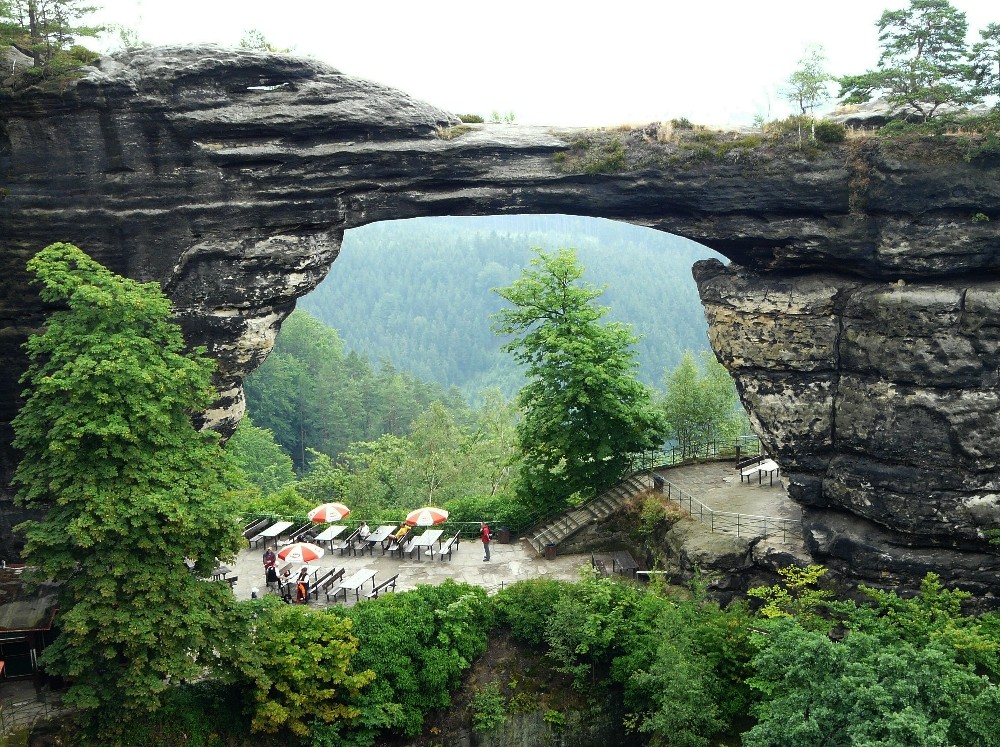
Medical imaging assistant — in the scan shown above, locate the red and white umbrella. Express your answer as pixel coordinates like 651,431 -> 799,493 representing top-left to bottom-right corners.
308,502 -> 351,523
277,542 -> 325,563
404,506 -> 449,526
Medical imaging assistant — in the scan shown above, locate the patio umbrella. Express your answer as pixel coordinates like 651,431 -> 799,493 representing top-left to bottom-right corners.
404,506 -> 449,526
276,542 -> 325,563
308,502 -> 351,523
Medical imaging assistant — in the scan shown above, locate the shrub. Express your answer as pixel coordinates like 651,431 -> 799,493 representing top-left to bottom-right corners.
814,120 -> 846,143
671,117 -> 694,129
494,578 -> 570,646
470,681 -> 507,732
458,114 -> 484,123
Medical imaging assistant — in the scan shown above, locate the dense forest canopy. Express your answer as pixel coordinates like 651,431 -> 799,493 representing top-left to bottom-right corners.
299,215 -> 722,398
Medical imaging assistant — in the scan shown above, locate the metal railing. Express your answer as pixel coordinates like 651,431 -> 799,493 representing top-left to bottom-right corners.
630,435 -> 762,473
651,473 -> 801,542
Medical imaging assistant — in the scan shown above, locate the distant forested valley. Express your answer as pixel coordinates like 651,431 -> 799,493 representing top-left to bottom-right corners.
299,215 -> 723,398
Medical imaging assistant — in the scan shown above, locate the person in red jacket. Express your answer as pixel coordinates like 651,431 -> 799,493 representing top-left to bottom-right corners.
480,522 -> 492,562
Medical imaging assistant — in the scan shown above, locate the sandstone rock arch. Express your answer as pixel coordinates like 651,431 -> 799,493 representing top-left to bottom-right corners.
2,46 -> 999,594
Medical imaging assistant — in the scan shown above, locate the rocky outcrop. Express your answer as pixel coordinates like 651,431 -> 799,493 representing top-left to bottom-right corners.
2,46 -> 999,594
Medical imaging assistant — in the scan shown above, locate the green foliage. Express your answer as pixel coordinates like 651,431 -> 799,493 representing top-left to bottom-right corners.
470,681 -> 507,732
813,119 -> 847,143
238,28 -> 289,52
747,565 -> 836,631
101,680 -> 247,747
583,137 -> 626,173
670,117 -> 694,129
838,0 -> 978,120
244,310 -> 460,470
745,617 -> 1000,747
973,211 -> 991,222
783,45 -> 832,118
12,243 -> 244,733
300,216 -> 717,399
971,22 -> 1000,99
493,248 -> 667,514
225,597 -> 374,738
0,0 -> 102,77
494,578 -> 571,646
336,582 -> 494,744
661,350 -> 748,459
225,416 -> 297,495
458,113 -> 484,123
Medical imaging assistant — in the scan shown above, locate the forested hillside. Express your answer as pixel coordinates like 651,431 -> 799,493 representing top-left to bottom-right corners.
300,215 -> 722,397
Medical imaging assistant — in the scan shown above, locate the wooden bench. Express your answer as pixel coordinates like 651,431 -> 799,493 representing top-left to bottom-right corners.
364,574 -> 399,600
389,537 -> 414,559
321,568 -> 346,601
333,528 -> 362,556
438,532 -> 461,561
285,522 -> 315,543
591,554 -> 611,577
611,550 -> 639,578
309,568 -> 336,600
242,518 -> 270,539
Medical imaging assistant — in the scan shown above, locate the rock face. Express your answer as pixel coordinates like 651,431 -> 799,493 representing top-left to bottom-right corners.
2,46 -> 999,594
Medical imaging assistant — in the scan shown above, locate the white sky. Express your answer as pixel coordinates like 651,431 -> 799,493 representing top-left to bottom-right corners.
89,0 -> 998,127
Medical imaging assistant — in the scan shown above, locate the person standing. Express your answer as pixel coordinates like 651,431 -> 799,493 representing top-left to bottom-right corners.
480,522 -> 492,562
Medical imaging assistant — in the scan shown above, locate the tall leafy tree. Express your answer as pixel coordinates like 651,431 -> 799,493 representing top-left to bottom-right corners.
493,248 -> 666,512
782,45 -> 832,144
839,0 -> 977,120
11,243 -> 244,733
661,351 -> 748,459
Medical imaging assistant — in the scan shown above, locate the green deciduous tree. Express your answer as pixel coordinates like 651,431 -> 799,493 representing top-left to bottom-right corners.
661,350 -> 748,459
838,0 -> 977,121
224,415 -> 297,496
782,45 -> 832,145
493,248 -> 666,513
227,597 -> 374,738
745,618 -> 1000,747
11,243 -> 244,732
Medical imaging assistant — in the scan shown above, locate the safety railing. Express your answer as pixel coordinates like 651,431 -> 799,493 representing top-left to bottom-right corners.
651,472 -> 801,541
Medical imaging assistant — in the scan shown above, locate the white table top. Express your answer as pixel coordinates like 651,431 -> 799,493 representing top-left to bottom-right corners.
315,525 -> 347,542
410,529 -> 444,547
340,568 -> 377,589
259,520 -> 293,537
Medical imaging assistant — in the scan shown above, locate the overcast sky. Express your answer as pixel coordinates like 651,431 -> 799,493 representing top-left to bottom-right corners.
89,0 -> 998,127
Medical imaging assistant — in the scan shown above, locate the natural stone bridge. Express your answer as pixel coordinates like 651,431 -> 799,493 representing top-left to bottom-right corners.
2,46 -> 999,596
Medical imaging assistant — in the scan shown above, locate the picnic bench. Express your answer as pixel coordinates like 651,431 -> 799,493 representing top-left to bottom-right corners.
314,524 -> 347,549
438,532 -> 461,561
408,529 -> 444,561
320,568 -> 347,600
309,568 -> 337,600
249,520 -> 293,549
242,518 -> 270,539
364,574 -> 399,599
612,550 -> 639,578
739,456 -> 780,485
328,568 -> 377,602
591,554 -> 611,577
386,527 -> 413,558
331,527 -> 362,556
361,524 -> 398,555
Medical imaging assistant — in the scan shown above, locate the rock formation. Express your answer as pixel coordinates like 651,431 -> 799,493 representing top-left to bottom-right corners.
2,46 -> 999,595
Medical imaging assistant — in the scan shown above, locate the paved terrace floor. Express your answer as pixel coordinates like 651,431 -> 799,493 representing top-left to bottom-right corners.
230,460 -> 799,607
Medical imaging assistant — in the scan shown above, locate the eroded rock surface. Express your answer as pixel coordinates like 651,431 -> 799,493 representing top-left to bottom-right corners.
2,46 -> 999,594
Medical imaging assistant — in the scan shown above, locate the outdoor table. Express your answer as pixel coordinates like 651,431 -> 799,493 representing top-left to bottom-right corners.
611,551 -> 638,578
335,568 -> 378,601
258,520 -> 293,548
363,524 -> 397,555
314,525 -> 347,549
408,529 -> 444,561
210,565 -> 232,580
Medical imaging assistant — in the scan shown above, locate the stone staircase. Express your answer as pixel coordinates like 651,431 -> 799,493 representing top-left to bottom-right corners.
525,473 -> 653,556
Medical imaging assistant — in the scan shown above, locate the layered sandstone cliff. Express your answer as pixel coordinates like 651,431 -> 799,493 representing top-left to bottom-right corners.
2,46 -> 998,594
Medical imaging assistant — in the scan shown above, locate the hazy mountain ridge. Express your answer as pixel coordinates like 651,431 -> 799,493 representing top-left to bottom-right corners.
300,215 -> 723,397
